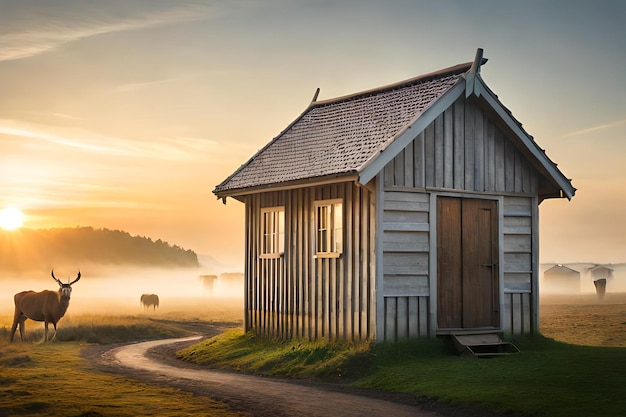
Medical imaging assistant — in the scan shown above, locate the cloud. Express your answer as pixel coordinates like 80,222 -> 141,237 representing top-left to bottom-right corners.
0,118 -> 218,162
51,113 -> 84,121
0,123 -> 130,155
564,118 -> 626,138
0,1 -> 214,62
112,77 -> 185,93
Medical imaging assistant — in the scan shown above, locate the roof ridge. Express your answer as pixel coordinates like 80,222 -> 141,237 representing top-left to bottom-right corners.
310,61 -> 473,108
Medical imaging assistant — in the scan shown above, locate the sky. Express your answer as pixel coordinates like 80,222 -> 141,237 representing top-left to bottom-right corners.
0,0 -> 625,270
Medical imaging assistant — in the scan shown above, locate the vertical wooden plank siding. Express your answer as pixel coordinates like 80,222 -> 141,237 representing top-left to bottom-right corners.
486,121 -> 496,191
352,185 -> 361,338
424,123 -> 435,187
443,108 -> 454,188
473,105 -> 485,191
434,114 -> 444,188
360,186 -> 371,339
531,196 -> 540,334
244,195 -> 252,332
404,142 -> 414,187
345,184 -> 354,339
453,99 -> 465,189
383,97 -> 539,196
244,182 -> 375,341
464,99 -> 475,189
414,131 -> 425,188
370,181 -> 379,340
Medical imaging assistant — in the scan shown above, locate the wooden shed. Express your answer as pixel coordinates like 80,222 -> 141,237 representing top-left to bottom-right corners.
214,49 -> 575,342
542,264 -> 581,294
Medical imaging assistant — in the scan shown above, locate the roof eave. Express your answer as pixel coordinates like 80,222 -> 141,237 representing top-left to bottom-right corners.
214,172 -> 360,201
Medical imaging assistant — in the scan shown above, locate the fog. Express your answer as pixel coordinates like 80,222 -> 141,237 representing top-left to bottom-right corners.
0,266 -> 244,318
540,262 -> 626,296
3,263 -> 625,321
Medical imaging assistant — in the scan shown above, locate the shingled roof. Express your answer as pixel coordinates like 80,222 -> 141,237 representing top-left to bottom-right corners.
214,62 -> 470,196
214,53 -> 575,200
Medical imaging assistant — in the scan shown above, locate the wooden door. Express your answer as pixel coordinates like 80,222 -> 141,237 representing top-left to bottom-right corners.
437,197 -> 499,329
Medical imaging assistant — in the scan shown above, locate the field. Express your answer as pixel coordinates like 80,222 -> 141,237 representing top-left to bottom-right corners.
0,292 -> 624,416
0,296 -> 245,417
539,292 -> 626,347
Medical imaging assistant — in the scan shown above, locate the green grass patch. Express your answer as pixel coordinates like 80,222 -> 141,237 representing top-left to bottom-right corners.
362,335 -> 626,417
179,331 -> 626,417
178,329 -> 376,380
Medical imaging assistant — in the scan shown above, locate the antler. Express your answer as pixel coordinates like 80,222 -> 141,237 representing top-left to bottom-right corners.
69,270 -> 81,285
51,269 -> 62,286
51,269 -> 81,286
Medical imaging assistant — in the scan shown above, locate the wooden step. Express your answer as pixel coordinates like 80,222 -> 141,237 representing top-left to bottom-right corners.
451,333 -> 520,358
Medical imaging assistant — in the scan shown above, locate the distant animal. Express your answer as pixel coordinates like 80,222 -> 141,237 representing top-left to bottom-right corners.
10,270 -> 81,342
199,274 -> 217,295
140,293 -> 159,311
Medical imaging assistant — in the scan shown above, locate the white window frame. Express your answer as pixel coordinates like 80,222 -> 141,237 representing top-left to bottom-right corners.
260,207 -> 284,258
314,199 -> 343,258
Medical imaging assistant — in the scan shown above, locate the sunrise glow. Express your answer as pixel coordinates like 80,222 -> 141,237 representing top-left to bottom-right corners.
0,2 -> 623,267
0,207 -> 24,231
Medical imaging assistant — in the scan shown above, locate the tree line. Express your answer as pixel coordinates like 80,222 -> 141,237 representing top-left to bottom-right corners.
0,226 -> 199,272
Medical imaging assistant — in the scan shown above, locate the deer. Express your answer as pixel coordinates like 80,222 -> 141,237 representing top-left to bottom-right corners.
10,270 -> 81,343
140,293 -> 159,311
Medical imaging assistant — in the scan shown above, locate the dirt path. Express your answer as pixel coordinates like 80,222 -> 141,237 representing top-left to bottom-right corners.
99,335 -> 439,417
89,325 -> 517,417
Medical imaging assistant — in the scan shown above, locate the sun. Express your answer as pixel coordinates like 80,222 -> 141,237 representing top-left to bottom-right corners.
0,207 -> 25,231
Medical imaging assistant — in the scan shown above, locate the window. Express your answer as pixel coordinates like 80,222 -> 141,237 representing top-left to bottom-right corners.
315,199 -> 343,257
261,207 -> 284,257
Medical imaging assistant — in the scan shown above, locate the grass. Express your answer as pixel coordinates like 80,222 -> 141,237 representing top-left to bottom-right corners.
0,296 -> 623,417
0,315 -> 243,417
362,335 -> 625,417
179,331 -> 626,417
0,314 -> 186,344
177,329 -> 376,380
0,342 -> 239,417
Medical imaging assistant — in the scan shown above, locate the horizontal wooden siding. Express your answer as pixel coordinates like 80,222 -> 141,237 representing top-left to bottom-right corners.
382,190 -> 431,340
502,196 -> 535,334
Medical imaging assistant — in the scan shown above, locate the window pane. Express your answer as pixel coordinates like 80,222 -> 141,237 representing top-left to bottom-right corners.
316,205 -> 328,253
278,210 -> 285,253
261,208 -> 284,255
333,203 -> 343,253
315,202 -> 342,255
262,212 -> 269,254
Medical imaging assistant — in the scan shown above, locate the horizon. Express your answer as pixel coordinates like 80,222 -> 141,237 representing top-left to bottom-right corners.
1,1 -> 625,268
5,224 -> 626,269
3,224 -> 626,294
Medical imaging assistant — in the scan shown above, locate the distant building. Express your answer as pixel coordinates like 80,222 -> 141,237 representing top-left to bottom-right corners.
586,265 -> 614,282
543,265 -> 580,294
